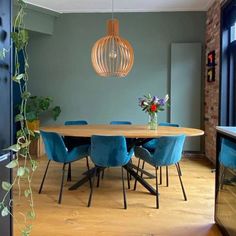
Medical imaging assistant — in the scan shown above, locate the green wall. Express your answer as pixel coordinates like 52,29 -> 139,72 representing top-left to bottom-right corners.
14,3 -> 58,35
28,12 -> 206,125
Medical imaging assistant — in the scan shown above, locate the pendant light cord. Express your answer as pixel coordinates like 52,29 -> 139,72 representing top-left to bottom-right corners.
112,0 -> 114,20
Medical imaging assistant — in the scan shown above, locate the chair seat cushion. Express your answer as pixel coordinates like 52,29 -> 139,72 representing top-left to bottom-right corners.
67,144 -> 90,163
143,139 -> 158,151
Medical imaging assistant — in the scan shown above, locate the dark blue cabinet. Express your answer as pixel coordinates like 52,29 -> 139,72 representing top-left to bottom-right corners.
0,0 -> 12,235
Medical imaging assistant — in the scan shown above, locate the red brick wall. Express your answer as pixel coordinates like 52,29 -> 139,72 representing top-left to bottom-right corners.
204,0 -> 227,163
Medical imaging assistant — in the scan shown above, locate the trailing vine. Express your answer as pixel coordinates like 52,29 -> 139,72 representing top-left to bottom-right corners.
0,0 -> 37,235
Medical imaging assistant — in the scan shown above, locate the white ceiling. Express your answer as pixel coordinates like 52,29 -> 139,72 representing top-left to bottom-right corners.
25,0 -> 215,13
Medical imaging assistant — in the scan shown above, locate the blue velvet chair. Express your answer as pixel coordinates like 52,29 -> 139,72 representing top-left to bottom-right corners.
110,121 -> 132,125
141,122 -> 180,186
64,120 -> 88,125
64,120 -> 90,181
110,120 -> 133,187
39,130 -> 90,204
219,138 -> 236,189
143,122 -> 180,151
134,135 -> 187,209
88,135 -> 134,209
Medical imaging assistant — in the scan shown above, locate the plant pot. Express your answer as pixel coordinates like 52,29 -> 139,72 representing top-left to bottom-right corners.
27,119 -> 40,131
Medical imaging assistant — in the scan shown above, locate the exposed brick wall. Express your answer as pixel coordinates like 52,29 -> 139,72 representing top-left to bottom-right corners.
204,0 -> 227,163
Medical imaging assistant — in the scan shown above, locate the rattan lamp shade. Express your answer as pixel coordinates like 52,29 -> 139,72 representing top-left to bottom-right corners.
91,19 -> 134,78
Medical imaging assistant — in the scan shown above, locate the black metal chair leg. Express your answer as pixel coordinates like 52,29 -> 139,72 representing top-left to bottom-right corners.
101,169 -> 105,179
39,160 -> 51,194
140,161 -> 145,178
175,163 -> 187,201
121,167 -> 127,209
97,168 -> 101,187
166,166 -> 169,187
88,167 -> 97,207
133,158 -> 141,190
127,170 -> 130,189
177,162 -> 182,176
160,166 -> 162,185
155,167 -> 159,209
67,163 -> 72,182
129,159 -> 132,180
86,157 -> 92,188
58,164 -> 66,204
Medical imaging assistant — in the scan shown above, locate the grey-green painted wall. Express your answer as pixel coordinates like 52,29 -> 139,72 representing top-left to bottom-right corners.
14,3 -> 58,35
28,12 -> 206,125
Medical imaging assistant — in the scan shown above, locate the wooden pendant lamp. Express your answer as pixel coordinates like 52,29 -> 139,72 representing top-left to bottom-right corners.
91,1 -> 134,78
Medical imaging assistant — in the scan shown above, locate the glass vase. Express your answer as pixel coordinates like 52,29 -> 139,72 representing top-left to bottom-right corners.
148,113 -> 158,130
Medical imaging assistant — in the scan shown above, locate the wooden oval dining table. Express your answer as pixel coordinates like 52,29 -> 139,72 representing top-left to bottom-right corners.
40,124 -> 204,138
40,124 -> 204,195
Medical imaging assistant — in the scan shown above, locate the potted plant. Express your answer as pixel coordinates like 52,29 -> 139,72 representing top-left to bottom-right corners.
26,96 -> 61,131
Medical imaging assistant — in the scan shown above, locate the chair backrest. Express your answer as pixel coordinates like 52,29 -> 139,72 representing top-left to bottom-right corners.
64,120 -> 88,125
220,138 -> 236,169
40,130 -> 67,163
90,135 -> 131,167
152,135 -> 186,166
159,122 -> 179,127
110,121 -> 132,125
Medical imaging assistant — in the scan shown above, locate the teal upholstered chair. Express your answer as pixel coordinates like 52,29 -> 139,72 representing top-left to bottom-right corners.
134,135 -> 187,209
110,121 -> 132,125
143,122 -> 180,151
109,120 -> 133,187
219,138 -> 236,189
88,135 -> 134,209
64,120 -> 88,126
141,122 -> 180,186
39,130 -> 90,204
64,120 -> 90,181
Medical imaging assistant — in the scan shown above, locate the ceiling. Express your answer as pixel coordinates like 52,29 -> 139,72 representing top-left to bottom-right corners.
25,0 -> 215,13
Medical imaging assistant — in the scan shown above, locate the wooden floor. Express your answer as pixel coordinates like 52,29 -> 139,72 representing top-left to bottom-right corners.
13,155 -> 222,236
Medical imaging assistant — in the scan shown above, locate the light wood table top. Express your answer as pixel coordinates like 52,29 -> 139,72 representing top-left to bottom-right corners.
40,124 -> 204,138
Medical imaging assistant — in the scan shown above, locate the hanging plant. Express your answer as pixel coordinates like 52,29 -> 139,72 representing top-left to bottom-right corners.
0,0 -> 37,235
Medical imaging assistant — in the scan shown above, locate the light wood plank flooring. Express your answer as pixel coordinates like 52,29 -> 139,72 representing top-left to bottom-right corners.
13,155 -> 221,236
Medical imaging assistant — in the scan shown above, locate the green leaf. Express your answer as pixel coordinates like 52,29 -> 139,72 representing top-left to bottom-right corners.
4,144 -> 21,152
21,91 -> 31,100
16,130 -> 24,138
27,211 -> 35,220
11,30 -> 29,50
24,189 -> 31,198
23,167 -> 30,177
19,147 -> 28,157
6,160 -> 18,169
17,167 -> 25,177
21,224 -> 32,236
31,160 -> 38,172
20,30 -> 29,44
15,114 -> 24,122
52,106 -> 61,120
2,181 -> 12,191
12,74 -> 24,83
1,207 -> 9,217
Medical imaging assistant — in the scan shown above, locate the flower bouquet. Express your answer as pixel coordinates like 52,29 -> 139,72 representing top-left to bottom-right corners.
139,94 -> 169,130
